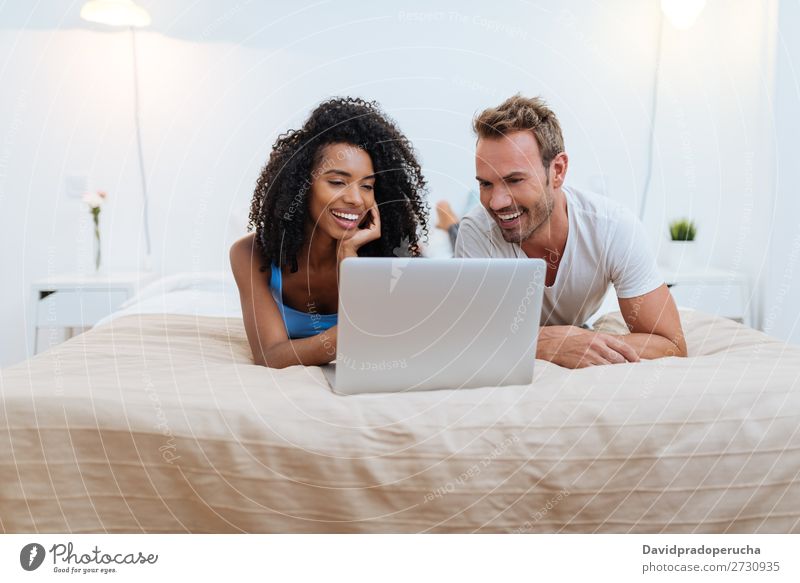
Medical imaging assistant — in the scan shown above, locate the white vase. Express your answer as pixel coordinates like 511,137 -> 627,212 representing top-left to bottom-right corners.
665,240 -> 697,271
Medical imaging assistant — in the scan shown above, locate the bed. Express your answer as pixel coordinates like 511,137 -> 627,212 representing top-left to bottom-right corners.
1,273 -> 799,533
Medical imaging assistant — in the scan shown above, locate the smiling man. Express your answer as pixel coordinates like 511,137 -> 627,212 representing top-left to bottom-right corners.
454,94 -> 687,368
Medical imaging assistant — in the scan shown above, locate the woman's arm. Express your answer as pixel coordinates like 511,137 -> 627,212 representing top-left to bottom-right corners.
252,325 -> 338,368
230,233 -> 336,368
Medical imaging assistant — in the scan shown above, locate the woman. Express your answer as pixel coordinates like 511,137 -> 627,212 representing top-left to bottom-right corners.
230,97 -> 429,368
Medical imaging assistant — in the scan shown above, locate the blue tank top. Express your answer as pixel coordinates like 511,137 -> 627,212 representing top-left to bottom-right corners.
269,263 -> 337,339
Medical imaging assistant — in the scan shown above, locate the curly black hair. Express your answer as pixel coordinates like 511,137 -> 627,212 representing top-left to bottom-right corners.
247,97 -> 429,273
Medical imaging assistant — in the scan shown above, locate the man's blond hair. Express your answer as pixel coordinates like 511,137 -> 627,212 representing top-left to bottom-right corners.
473,94 -> 565,167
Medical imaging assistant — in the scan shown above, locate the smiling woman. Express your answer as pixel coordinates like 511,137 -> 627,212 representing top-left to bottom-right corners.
230,97 -> 429,368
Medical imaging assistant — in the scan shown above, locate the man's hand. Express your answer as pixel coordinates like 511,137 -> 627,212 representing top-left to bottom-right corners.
537,325 -> 640,368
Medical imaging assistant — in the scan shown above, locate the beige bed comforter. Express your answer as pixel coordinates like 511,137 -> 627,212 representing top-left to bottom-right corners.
1,310 -> 799,533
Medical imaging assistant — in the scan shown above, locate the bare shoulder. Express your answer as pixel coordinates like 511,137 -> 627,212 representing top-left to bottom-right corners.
229,233 -> 262,279
230,232 -> 256,256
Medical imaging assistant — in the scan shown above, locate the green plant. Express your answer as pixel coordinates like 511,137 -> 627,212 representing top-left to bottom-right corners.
669,218 -> 697,241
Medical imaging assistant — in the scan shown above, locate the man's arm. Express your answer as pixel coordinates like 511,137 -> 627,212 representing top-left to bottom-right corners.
601,206 -> 687,360
536,325 -> 641,367
535,285 -> 687,367
611,284 -> 687,358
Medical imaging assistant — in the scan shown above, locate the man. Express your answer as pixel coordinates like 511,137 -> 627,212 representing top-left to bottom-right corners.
455,94 -> 687,369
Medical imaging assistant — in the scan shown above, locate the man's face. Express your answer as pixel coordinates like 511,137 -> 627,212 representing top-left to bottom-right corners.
475,130 -> 554,244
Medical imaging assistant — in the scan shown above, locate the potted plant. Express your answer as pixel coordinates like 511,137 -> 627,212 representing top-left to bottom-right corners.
666,218 -> 697,270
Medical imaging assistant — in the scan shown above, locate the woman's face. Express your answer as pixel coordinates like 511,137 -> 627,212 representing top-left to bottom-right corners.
306,142 -> 377,239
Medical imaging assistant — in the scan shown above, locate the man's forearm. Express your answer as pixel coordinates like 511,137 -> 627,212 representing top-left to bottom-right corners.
534,325 -> 686,368
609,333 -> 686,359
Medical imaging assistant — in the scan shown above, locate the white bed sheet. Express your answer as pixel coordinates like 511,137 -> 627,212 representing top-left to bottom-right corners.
3,309 -> 798,533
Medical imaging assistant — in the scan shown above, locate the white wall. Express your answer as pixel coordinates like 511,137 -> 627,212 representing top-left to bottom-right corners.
764,0 -> 800,344
0,0 -> 786,366
645,0 -> 779,330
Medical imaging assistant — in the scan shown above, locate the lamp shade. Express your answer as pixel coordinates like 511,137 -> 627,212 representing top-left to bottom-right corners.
80,0 -> 151,27
660,0 -> 705,30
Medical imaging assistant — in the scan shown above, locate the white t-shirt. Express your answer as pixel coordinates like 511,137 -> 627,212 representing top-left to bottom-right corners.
454,185 -> 664,326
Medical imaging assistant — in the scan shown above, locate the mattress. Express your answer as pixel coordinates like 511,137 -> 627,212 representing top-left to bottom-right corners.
1,309 -> 799,533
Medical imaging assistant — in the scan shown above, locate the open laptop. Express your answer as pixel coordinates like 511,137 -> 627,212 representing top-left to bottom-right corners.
322,257 -> 546,394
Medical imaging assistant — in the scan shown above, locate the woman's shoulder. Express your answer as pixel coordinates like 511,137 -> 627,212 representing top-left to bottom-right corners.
230,232 -> 257,259
230,233 -> 271,281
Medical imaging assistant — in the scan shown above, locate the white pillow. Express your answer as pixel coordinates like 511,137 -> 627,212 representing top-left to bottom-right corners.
121,271 -> 236,310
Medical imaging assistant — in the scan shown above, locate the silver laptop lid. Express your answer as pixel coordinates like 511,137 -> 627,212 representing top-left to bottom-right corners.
334,258 -> 546,394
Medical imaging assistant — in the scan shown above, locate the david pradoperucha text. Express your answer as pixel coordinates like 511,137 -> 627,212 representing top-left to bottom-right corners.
643,544 -> 760,559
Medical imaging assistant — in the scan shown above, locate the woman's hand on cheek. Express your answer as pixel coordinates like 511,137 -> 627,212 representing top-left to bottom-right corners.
337,206 -> 381,260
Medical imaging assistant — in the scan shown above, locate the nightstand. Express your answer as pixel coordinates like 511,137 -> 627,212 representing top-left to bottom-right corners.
661,267 -> 752,327
29,272 -> 157,356
587,267 -> 753,329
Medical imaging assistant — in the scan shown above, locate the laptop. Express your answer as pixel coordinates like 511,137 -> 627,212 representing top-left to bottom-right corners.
322,257 -> 546,394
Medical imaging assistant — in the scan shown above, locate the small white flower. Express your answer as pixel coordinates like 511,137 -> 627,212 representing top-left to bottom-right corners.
82,190 -> 106,209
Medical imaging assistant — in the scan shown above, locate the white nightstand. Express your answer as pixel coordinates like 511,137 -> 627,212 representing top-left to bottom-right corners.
587,267 -> 753,328
29,272 -> 157,356
661,267 -> 752,326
